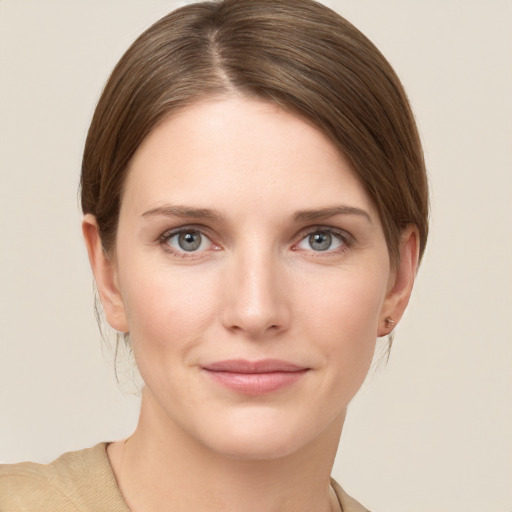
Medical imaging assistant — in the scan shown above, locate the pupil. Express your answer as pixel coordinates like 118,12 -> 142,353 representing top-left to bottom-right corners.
178,232 -> 201,251
310,232 -> 331,251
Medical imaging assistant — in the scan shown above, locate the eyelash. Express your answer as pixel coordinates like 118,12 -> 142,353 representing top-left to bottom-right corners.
158,226 -> 216,258
157,225 -> 354,258
295,226 -> 354,255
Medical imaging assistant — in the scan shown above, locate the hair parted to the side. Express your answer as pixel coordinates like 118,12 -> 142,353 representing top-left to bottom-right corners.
81,0 -> 429,268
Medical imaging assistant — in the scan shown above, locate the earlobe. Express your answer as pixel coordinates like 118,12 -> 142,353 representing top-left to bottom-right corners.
378,226 -> 420,337
82,214 -> 129,333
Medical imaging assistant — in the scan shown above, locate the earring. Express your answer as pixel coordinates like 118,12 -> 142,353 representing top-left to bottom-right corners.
385,317 -> 396,329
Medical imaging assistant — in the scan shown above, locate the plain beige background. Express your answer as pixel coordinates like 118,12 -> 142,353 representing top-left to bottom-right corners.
1,1 -> 511,511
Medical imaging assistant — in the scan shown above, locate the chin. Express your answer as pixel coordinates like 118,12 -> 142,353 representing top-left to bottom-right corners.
192,406 -> 339,462
206,431 -> 307,461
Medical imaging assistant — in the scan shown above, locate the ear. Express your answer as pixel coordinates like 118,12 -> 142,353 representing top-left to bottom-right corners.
82,214 -> 129,333
378,225 -> 420,337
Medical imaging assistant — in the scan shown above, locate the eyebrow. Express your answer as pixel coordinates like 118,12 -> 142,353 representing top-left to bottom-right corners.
141,205 -> 228,223
142,204 -> 372,224
293,206 -> 373,223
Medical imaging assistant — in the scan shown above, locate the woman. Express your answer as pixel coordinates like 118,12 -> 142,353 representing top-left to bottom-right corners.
0,0 -> 428,510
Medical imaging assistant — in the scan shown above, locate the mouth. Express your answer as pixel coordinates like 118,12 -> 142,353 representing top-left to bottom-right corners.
201,359 -> 310,395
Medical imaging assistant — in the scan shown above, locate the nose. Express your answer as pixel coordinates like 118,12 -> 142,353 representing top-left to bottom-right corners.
220,244 -> 291,339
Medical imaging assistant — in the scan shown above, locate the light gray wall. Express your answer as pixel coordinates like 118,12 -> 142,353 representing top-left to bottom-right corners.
1,1 -> 511,511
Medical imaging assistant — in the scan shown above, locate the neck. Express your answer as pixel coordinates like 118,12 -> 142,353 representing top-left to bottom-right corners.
108,389 -> 345,512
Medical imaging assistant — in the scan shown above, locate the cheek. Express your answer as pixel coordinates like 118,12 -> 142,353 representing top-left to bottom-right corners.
118,262 -> 219,364
302,266 -> 387,337
301,268 -> 388,381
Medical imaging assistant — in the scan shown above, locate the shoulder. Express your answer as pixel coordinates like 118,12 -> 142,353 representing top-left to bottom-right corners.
331,477 -> 373,512
0,443 -> 129,512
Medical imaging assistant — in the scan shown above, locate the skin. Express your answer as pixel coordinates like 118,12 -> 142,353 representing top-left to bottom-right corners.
83,96 -> 419,512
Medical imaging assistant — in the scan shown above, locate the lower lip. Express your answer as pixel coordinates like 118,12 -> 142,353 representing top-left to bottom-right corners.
203,370 -> 309,395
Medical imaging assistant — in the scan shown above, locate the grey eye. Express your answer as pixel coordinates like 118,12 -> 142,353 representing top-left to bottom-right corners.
308,232 -> 332,251
296,230 -> 344,252
177,231 -> 202,251
165,230 -> 212,253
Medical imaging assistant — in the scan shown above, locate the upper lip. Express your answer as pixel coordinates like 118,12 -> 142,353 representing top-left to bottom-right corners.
202,359 -> 308,373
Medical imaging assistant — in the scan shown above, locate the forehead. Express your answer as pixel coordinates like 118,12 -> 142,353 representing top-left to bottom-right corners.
121,96 -> 376,219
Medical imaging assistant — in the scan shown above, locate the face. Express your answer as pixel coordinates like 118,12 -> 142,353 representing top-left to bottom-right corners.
88,96 -> 412,460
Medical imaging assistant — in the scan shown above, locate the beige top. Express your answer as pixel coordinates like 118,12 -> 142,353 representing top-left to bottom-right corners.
0,444 -> 370,512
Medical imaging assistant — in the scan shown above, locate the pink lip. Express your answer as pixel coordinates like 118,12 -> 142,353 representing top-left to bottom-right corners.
201,359 -> 309,395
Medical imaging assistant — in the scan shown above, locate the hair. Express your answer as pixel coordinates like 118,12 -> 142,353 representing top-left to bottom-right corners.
81,0 -> 429,268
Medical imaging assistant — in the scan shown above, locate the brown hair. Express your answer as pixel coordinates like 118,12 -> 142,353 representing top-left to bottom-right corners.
81,0 -> 429,266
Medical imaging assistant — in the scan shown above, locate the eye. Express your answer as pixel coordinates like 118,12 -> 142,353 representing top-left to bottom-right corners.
164,229 -> 212,253
296,229 -> 347,252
